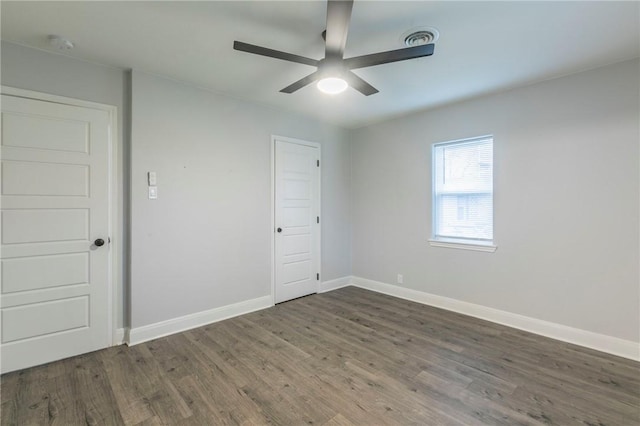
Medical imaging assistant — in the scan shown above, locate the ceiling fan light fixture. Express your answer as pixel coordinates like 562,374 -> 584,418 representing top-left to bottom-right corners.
317,77 -> 348,95
234,1 -> 436,96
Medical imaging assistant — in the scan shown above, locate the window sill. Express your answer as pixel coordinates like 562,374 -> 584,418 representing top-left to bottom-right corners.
428,239 -> 497,253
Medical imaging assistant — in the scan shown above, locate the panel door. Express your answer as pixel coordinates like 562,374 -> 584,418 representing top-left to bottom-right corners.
1,94 -> 111,373
274,139 -> 320,304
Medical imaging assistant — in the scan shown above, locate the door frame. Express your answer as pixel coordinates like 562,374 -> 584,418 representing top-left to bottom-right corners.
1,86 -> 121,346
270,135 -> 321,305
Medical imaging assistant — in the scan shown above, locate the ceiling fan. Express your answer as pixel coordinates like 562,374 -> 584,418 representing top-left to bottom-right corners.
233,0 -> 435,96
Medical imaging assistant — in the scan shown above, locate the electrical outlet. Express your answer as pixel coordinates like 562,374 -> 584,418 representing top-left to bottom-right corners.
397,274 -> 403,284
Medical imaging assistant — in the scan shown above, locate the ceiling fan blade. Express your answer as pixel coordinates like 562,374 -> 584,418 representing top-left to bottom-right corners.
344,71 -> 379,96
234,41 -> 319,67
325,0 -> 354,60
344,44 -> 435,70
280,71 -> 321,94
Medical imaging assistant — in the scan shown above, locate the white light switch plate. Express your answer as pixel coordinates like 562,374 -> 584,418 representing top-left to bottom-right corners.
148,171 -> 157,186
148,186 -> 158,199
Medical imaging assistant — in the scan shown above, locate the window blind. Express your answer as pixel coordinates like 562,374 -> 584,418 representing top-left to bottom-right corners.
433,137 -> 493,243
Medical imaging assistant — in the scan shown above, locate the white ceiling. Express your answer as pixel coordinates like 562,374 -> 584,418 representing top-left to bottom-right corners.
2,1 -> 639,128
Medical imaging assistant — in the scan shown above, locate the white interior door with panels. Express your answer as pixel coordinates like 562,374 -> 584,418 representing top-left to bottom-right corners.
274,137 -> 320,304
1,93 -> 112,373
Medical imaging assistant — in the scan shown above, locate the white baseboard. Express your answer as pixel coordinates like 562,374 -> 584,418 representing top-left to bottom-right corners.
351,276 -> 639,362
128,295 -> 273,346
319,276 -> 353,293
112,328 -> 127,345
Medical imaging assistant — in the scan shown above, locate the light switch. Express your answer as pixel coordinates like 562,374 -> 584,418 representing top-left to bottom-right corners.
148,186 -> 158,199
148,171 -> 157,186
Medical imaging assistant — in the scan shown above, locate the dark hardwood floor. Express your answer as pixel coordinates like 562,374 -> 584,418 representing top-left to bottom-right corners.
2,287 -> 639,425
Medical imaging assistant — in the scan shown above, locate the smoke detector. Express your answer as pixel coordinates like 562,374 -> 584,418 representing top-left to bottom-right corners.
48,35 -> 74,50
403,28 -> 439,47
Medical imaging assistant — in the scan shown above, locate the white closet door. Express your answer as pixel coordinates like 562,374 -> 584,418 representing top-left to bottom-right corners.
274,138 -> 320,304
1,94 -> 111,373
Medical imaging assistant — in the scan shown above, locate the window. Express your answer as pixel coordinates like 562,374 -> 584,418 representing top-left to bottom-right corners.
430,136 -> 495,252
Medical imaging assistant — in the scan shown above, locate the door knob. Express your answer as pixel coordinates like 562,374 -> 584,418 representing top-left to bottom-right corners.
94,238 -> 105,247
277,228 -> 282,233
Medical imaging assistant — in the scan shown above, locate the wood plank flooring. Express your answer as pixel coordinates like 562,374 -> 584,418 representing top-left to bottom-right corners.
2,287 -> 639,425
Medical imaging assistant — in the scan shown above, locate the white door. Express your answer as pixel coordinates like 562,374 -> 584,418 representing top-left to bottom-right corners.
1,94 -> 111,373
274,138 -> 320,304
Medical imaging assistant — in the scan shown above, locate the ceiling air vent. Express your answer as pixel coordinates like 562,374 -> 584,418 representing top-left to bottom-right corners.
403,28 -> 439,47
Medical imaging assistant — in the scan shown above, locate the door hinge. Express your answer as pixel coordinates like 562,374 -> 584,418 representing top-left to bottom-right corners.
317,273 -> 320,281
317,159 -> 320,167
317,216 -> 319,224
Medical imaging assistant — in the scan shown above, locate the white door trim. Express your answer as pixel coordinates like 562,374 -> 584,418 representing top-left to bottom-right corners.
1,86 -> 121,346
271,135 -> 321,305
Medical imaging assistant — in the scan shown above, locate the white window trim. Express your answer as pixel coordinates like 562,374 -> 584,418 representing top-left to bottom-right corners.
428,238 -> 497,252
431,135 -> 496,253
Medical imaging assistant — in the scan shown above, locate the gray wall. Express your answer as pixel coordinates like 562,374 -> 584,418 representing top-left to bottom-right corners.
350,59 -> 640,342
1,42 -> 352,331
130,71 -> 351,328
4,41 -> 637,344
1,41 -> 130,329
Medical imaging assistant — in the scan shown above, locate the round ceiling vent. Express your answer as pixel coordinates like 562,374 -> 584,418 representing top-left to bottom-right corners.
403,28 -> 439,47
